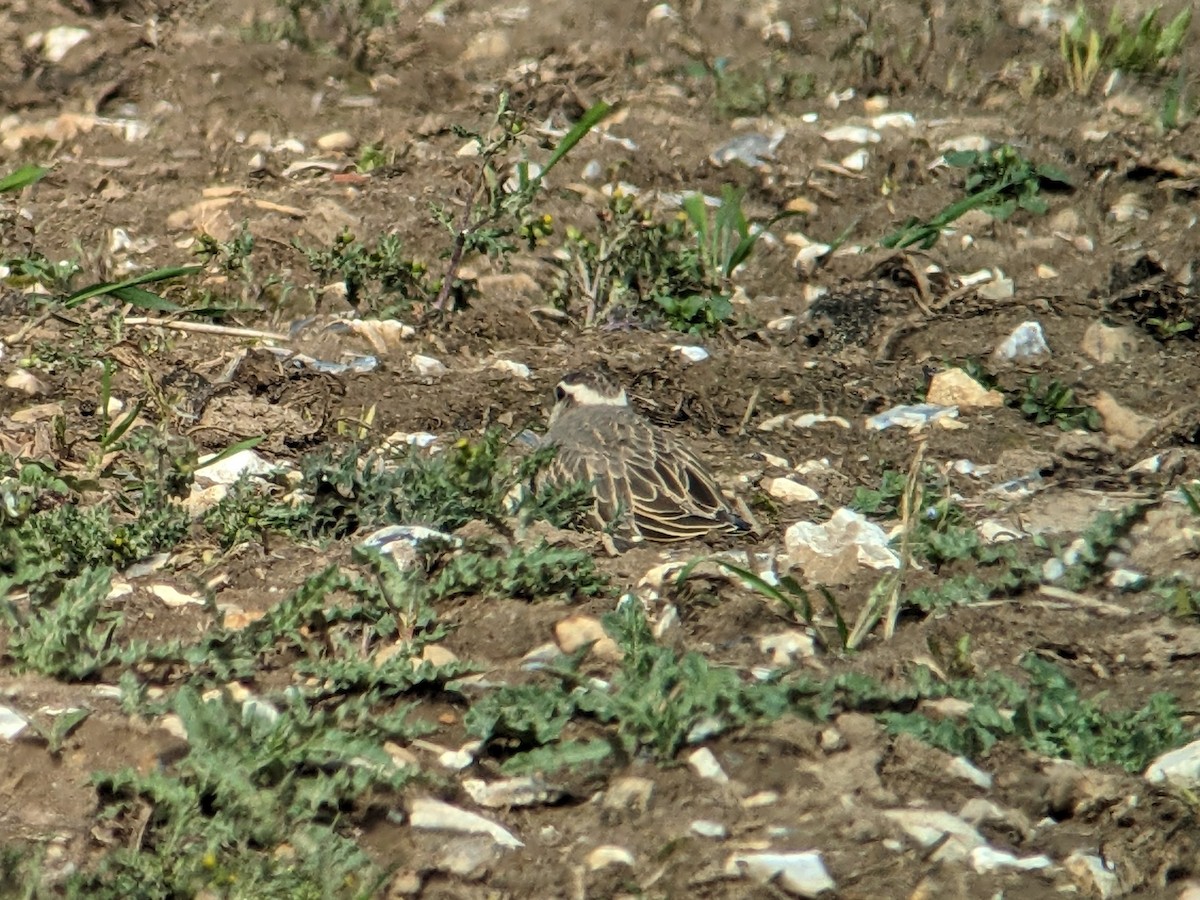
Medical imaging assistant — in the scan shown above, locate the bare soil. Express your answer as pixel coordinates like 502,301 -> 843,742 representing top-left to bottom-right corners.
2,0 -> 1200,897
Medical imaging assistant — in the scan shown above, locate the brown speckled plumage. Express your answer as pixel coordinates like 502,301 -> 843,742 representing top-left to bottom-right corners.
542,365 -> 747,547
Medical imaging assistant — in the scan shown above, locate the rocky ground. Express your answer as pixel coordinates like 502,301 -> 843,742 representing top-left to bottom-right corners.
2,0 -> 1200,897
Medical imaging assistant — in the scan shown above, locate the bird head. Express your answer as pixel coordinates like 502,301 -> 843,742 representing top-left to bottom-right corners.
548,364 -> 629,425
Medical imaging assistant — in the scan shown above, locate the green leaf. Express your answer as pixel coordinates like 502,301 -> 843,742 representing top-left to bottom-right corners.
195,436 -> 267,471
0,164 -> 49,193
63,265 -> 201,309
536,101 -> 614,182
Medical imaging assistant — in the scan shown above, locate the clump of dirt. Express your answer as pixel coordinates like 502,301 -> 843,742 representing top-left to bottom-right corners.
2,0 -> 1200,896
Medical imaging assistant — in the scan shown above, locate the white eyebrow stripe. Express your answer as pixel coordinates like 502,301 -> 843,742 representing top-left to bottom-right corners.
560,383 -> 629,407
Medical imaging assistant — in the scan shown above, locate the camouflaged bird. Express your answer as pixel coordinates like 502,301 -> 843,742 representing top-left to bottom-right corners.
541,364 -> 750,549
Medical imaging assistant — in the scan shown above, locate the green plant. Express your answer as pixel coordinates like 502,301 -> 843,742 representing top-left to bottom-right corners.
0,164 -> 48,193
882,145 -> 1071,249
677,558 -> 849,651
62,265 -> 200,312
298,230 -> 439,314
850,469 -> 909,516
425,541 -> 607,602
1144,315 -> 1195,339
1149,576 -> 1200,618
0,567 -> 144,680
1061,9 -> 1104,93
1015,376 -> 1101,431
75,687 -> 412,896
0,454 -> 190,590
1160,65 -> 1191,130
354,143 -> 395,173
551,186 -> 787,332
200,432 -> 592,551
1107,6 -> 1192,73
687,56 -> 816,118
299,230 -> 435,314
465,599 -> 818,773
1,253 -> 80,292
266,0 -> 398,68
1060,5 -> 1192,95
195,222 -> 255,275
881,655 -> 1190,772
428,96 -> 610,313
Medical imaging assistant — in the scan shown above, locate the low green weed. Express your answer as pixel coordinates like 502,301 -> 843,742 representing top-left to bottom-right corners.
466,600 -> 817,773
263,0 -> 398,69
1016,376 -> 1101,431
76,686 -> 413,897
299,230 -> 437,315
881,655 -> 1189,772
551,186 -> 785,333
0,456 -> 189,590
0,567 -> 148,680
882,145 -> 1071,249
428,95 -> 610,314
686,56 -> 816,118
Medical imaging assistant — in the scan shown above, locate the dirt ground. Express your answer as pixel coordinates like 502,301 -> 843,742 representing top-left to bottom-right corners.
3,0 -> 1200,897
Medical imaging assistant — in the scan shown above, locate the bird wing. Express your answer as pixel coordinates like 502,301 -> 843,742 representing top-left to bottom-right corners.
621,424 -> 746,542
543,408 -> 746,545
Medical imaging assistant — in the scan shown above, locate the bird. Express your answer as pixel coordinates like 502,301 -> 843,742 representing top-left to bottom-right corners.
540,363 -> 750,548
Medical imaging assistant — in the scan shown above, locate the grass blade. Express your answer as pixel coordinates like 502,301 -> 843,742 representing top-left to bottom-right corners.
537,101 -> 614,181
0,164 -> 49,193
195,436 -> 266,471
63,265 -> 200,309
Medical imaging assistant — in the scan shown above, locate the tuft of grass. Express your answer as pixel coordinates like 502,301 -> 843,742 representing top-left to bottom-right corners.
1061,5 -> 1192,95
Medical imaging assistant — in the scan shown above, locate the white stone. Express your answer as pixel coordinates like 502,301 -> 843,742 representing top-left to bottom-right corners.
690,819 -> 728,839
687,747 -> 729,783
42,26 -> 91,63
764,477 -> 819,503
785,507 -> 901,574
411,355 -> 448,377
0,706 -> 29,741
585,845 -> 635,870
672,345 -> 710,363
993,321 -> 1049,361
821,126 -> 880,144
1145,739 -> 1200,788
195,449 -> 277,486
462,776 -> 561,808
490,359 -> 531,379
840,149 -> 869,172
409,798 -> 523,848
149,585 -> 204,608
883,809 -> 985,863
970,846 -> 1053,873
725,851 -> 836,897
871,112 -> 917,129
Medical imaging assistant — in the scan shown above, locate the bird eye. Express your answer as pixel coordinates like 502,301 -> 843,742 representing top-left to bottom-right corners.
554,385 -> 567,402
